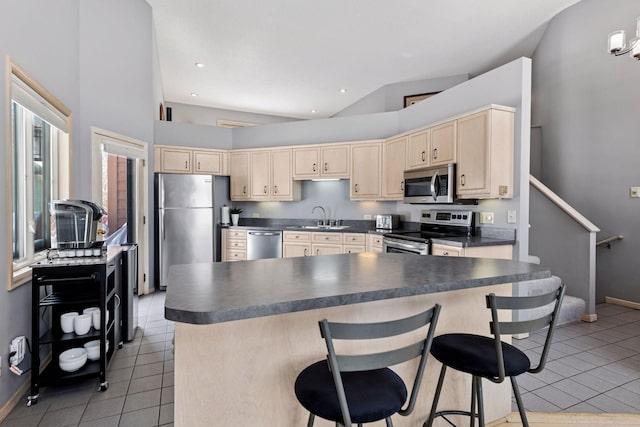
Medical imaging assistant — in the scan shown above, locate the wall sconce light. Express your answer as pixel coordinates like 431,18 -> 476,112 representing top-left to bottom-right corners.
608,16 -> 640,60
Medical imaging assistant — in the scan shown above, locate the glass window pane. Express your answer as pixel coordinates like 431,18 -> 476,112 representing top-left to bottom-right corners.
33,116 -> 51,253
11,102 -> 25,261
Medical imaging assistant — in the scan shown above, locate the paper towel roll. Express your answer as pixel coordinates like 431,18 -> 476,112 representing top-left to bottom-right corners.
221,206 -> 230,225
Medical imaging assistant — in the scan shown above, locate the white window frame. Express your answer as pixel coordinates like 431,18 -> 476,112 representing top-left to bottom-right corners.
5,58 -> 72,290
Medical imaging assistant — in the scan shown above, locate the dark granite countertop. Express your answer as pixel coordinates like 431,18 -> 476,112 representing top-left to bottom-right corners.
165,253 -> 549,325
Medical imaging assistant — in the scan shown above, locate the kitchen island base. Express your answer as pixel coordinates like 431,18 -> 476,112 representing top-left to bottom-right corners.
174,284 -> 512,426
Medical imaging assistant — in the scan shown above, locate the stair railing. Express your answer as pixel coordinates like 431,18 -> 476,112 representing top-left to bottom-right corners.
596,234 -> 624,249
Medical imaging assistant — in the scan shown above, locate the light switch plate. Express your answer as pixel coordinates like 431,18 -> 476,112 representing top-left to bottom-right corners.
630,187 -> 640,198
364,214 -> 372,220
507,210 -> 517,224
252,213 -> 260,218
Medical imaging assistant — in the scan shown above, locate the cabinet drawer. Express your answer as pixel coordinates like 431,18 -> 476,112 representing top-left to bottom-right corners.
312,232 -> 342,244
226,229 -> 247,239
226,239 -> 246,250
283,231 -> 311,242
342,233 -> 365,245
226,250 -> 247,261
431,245 -> 463,257
369,236 -> 383,247
343,245 -> 365,254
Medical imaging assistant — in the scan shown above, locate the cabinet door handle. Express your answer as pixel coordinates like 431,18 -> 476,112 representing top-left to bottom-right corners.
316,249 -> 320,255
433,148 -> 438,159
304,248 -> 308,256
421,151 -> 426,162
324,162 -> 328,172
443,251 -> 449,256
185,161 -> 188,170
243,185 -> 247,194
197,161 -> 201,170
312,163 -> 317,172
460,174 -> 465,186
264,185 -> 268,194
400,180 -> 404,192
354,183 -> 359,193
273,185 -> 278,194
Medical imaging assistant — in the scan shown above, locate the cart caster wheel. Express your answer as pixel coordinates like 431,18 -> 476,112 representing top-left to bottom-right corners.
98,382 -> 109,392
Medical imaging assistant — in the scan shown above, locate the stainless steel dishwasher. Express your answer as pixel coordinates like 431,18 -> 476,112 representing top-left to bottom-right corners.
246,230 -> 283,260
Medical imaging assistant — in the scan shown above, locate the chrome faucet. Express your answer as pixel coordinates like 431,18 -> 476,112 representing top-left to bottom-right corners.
312,205 -> 327,226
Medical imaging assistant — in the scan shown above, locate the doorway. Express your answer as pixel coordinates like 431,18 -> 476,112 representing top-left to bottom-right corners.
91,127 -> 150,295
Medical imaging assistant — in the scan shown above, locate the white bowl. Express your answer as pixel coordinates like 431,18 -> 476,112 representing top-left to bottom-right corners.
59,348 -> 87,372
83,340 -> 109,361
83,307 -> 100,328
60,312 -> 79,334
74,314 -> 92,335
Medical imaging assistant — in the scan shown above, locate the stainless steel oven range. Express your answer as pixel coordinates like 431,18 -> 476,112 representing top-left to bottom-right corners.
382,209 -> 474,255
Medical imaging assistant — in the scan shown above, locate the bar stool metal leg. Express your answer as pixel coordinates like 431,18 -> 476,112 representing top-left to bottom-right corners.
424,364 -> 447,427
511,377 -> 529,427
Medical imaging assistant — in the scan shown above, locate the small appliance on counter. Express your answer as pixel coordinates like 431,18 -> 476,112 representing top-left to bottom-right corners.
375,214 -> 401,230
47,199 -> 108,260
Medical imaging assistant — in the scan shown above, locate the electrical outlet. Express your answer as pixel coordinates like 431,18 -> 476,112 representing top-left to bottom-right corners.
507,210 -> 517,224
10,336 -> 26,366
479,212 -> 494,224
252,212 -> 260,218
364,214 -> 372,220
630,187 -> 640,198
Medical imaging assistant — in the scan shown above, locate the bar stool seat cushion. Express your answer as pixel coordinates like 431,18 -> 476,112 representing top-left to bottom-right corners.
295,360 -> 407,423
431,334 -> 530,378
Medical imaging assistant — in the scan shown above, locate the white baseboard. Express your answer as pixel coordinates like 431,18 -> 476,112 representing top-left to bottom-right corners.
605,296 -> 640,310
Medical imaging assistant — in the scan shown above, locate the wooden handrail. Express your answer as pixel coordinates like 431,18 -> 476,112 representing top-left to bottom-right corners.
596,234 -> 624,248
529,175 -> 600,233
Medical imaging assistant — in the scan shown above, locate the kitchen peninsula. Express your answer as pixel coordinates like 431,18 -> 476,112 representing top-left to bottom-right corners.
165,253 -> 550,426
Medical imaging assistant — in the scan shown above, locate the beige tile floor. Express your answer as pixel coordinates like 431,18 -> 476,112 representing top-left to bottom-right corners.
1,295 -> 639,426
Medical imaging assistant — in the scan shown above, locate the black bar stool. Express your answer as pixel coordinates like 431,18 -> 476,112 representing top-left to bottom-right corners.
424,285 -> 565,427
295,304 -> 441,427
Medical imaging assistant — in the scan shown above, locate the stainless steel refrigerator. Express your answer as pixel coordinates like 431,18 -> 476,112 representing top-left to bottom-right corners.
156,174 -> 214,290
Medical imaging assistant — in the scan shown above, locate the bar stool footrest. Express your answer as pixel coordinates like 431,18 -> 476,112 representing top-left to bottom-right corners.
424,410 -> 479,427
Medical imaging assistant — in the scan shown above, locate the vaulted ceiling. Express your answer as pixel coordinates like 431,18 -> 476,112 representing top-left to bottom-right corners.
148,0 -> 582,119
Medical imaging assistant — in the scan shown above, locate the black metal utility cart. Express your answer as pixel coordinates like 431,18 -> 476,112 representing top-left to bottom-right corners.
28,252 -> 121,406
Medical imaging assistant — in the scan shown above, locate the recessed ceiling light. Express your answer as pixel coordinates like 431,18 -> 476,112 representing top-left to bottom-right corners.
311,109 -> 317,113
190,92 -> 198,97
339,88 -> 347,93
194,62 -> 205,68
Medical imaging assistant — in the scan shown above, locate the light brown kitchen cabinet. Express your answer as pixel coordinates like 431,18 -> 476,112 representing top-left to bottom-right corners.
430,120 -> 456,166
406,130 -> 430,170
230,151 -> 250,200
283,231 -> 311,258
350,141 -> 382,200
313,244 -> 343,256
383,136 -> 406,200
293,143 -> 350,180
342,233 -> 366,253
271,149 -> 300,200
366,234 -> 384,253
431,243 -> 512,260
249,150 -> 270,200
157,147 -> 192,173
222,228 -> 247,262
155,146 -> 228,175
456,107 -> 514,199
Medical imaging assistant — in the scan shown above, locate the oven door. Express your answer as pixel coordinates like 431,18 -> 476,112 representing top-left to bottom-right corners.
382,237 -> 428,255
403,164 -> 454,204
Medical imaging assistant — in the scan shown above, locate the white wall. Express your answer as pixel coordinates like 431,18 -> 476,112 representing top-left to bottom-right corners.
531,0 -> 640,303
165,102 -> 299,127
0,0 -> 155,410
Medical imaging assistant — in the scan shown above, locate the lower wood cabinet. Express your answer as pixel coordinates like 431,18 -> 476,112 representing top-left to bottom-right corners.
222,229 -> 247,262
431,243 -> 512,260
283,231 -> 367,258
366,234 -> 384,253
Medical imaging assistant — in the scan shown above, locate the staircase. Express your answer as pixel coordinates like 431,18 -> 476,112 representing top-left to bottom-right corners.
521,275 -> 585,326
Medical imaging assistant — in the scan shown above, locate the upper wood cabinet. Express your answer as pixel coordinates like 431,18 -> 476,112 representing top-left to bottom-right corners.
350,141 -> 382,200
154,146 -> 228,175
230,151 -> 250,200
238,148 -> 301,201
293,143 -> 350,179
406,130 -> 430,170
430,120 -> 456,166
456,107 -> 514,199
383,136 -> 406,200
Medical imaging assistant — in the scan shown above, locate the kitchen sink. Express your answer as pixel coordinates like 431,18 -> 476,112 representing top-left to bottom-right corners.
287,225 -> 350,230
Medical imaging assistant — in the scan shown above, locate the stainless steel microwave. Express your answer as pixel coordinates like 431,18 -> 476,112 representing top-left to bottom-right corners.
404,164 -> 474,204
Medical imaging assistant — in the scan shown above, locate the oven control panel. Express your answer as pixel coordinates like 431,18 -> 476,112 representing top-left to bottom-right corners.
420,210 -> 474,227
